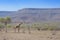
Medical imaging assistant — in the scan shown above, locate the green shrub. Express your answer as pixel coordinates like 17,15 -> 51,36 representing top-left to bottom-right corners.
0,24 -> 5,29
7,24 -> 11,28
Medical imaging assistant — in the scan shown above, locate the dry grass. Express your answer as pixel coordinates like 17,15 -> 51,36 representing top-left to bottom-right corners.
0,30 -> 60,40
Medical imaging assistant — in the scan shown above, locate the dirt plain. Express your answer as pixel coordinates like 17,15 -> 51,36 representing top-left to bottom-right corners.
0,30 -> 60,40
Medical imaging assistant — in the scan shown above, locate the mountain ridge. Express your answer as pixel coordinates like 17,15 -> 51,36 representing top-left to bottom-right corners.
0,8 -> 60,22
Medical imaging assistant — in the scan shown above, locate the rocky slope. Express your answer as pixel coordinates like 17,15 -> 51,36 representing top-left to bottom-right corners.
0,8 -> 60,22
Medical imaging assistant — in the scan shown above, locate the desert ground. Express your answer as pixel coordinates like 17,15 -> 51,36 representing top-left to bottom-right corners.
0,30 -> 60,40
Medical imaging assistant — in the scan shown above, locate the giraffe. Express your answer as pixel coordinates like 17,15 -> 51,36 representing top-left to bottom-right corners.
14,22 -> 23,32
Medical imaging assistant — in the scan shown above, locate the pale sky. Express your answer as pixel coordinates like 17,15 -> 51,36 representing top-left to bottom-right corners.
0,0 -> 60,11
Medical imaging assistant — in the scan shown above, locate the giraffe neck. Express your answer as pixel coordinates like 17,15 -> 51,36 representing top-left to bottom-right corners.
18,22 -> 23,27
19,24 -> 22,26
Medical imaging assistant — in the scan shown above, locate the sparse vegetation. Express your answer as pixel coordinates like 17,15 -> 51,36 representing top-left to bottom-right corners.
0,17 -> 60,40
0,17 -> 60,33
0,17 -> 11,32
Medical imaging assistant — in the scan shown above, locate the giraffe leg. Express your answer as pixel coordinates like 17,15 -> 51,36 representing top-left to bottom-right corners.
18,28 -> 20,33
14,27 -> 16,33
15,28 -> 16,33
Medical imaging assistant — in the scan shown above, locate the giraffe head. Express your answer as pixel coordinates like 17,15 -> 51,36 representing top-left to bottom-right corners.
19,22 -> 23,25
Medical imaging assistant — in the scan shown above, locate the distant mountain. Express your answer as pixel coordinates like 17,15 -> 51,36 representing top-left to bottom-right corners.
0,11 -> 16,17
0,8 -> 60,23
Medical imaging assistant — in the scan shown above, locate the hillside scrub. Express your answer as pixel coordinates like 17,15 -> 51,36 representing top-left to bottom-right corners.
31,23 -> 60,31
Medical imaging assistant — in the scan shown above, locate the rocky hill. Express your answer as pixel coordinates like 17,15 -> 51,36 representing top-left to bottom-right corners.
0,8 -> 60,23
